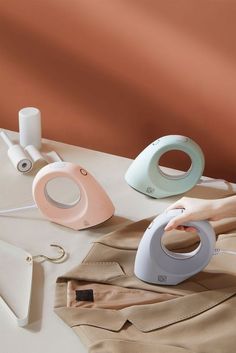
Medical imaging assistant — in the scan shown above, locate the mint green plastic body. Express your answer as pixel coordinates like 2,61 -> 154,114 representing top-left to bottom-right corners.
125,135 -> 205,198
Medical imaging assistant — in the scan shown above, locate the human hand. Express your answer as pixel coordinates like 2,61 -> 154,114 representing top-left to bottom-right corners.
164,197 -> 219,231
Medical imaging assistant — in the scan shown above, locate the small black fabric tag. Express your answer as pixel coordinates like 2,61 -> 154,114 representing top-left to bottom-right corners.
76,289 -> 94,302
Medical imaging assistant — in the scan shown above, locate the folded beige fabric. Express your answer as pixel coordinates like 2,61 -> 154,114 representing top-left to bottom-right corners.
55,216 -> 236,353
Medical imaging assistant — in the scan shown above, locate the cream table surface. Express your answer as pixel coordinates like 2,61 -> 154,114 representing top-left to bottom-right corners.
0,130 -> 235,353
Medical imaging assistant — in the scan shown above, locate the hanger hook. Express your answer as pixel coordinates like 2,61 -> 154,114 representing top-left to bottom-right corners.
32,244 -> 66,263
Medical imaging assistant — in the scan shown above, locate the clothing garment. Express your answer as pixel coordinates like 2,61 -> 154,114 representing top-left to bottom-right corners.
54,216 -> 236,353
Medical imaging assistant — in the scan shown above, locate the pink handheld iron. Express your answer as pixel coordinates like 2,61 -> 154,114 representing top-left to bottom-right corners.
32,162 -> 115,230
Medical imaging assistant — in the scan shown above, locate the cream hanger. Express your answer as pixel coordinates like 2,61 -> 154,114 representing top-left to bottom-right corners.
0,240 -> 66,327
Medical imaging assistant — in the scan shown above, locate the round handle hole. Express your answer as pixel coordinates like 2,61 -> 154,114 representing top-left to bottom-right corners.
158,150 -> 192,178
44,177 -> 81,209
161,228 -> 201,260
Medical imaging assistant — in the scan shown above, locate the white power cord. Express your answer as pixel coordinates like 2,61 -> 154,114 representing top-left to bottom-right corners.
198,178 -> 227,185
214,248 -> 236,256
0,204 -> 37,215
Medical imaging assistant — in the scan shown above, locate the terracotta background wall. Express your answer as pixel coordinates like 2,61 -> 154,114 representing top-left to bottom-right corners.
0,1 -> 235,181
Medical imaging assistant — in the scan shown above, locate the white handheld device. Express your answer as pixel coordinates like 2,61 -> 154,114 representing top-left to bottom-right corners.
0,131 -> 33,173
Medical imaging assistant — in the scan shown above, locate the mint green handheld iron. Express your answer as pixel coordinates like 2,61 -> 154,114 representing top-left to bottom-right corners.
125,135 -> 205,198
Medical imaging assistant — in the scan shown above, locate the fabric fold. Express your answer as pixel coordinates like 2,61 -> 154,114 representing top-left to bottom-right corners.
54,214 -> 236,353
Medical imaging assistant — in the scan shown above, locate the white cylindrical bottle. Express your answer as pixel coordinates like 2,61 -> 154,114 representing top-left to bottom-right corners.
19,107 -> 42,149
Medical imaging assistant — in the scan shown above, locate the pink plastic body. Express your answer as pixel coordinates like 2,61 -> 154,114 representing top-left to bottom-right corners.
32,162 -> 115,230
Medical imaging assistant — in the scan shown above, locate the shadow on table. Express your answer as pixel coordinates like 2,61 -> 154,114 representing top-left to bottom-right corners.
184,179 -> 235,199
90,215 -> 133,235
26,262 -> 44,332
